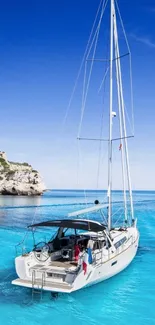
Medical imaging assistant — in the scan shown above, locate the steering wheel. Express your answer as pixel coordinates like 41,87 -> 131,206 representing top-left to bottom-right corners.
33,241 -> 50,262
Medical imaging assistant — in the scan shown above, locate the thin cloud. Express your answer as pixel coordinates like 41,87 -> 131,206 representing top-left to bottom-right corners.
130,33 -> 155,49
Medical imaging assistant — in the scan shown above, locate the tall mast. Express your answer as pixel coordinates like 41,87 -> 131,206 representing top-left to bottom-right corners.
113,3 -> 127,223
113,0 -> 134,223
108,0 -> 114,231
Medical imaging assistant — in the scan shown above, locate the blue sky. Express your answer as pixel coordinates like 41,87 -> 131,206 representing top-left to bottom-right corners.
0,0 -> 154,190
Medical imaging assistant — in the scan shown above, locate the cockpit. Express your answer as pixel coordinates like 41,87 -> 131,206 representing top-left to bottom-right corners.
29,219 -> 107,264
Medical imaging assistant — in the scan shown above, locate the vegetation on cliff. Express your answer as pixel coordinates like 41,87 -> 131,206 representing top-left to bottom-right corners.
0,151 -> 46,195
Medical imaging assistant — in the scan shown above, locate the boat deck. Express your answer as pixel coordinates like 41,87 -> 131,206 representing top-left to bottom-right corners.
30,260 -> 77,271
12,278 -> 73,293
49,259 -> 77,268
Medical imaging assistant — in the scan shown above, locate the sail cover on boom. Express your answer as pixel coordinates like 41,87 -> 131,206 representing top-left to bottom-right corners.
68,204 -> 108,217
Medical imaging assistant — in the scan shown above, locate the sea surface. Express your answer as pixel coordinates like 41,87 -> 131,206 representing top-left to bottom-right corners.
0,190 -> 155,325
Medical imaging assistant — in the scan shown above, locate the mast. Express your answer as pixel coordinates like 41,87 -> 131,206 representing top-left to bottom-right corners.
107,0 -> 114,231
113,3 -> 127,223
113,0 -> 134,223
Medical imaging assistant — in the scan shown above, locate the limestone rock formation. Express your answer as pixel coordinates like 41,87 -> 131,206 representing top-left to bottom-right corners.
0,151 -> 46,195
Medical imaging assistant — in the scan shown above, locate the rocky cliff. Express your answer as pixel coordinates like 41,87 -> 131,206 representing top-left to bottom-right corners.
0,152 -> 46,195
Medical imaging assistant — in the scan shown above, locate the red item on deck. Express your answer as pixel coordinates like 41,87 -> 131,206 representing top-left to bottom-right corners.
74,244 -> 80,261
83,261 -> 87,275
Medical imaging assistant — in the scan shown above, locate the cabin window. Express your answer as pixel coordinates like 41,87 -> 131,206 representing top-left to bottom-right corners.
114,236 -> 127,249
93,240 -> 105,250
63,228 -> 76,237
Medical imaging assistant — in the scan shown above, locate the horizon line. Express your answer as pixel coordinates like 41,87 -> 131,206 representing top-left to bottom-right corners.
47,188 -> 155,192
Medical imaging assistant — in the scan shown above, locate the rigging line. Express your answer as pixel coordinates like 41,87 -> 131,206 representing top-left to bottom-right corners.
97,21 -> 110,189
97,41 -> 109,190
114,21 -> 129,224
124,102 -> 134,136
96,144 -> 108,190
75,140 -> 80,206
79,19 -> 105,128
29,204 -> 42,238
62,0 -> 103,127
107,0 -> 115,231
98,66 -> 109,94
78,0 -> 106,138
115,0 -> 130,54
78,137 -> 108,141
78,0 -> 108,138
112,206 -> 123,218
76,138 -> 81,194
77,139 -> 88,208
77,135 -> 134,141
129,55 -> 134,135
97,44 -> 109,189
114,12 -> 127,222
113,209 -> 124,226
115,0 -> 134,135
81,61 -> 87,127
15,230 -> 29,249
100,210 -> 108,225
96,138 -> 104,190
85,20 -> 103,62
114,3 -> 134,222
85,0 -> 109,61
112,135 -> 134,141
87,52 -> 129,62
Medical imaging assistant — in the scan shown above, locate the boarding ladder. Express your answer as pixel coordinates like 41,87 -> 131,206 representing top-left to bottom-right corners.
31,269 -> 45,300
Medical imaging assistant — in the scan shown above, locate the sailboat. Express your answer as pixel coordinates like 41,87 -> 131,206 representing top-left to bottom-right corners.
12,0 -> 139,294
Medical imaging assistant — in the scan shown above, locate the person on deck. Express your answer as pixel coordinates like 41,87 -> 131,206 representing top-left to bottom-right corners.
74,242 -> 81,262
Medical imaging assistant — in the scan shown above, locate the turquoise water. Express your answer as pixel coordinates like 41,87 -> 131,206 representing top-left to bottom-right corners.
0,190 -> 155,325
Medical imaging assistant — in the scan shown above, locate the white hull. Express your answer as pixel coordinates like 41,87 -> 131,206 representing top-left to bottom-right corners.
84,234 -> 139,289
12,227 -> 139,293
